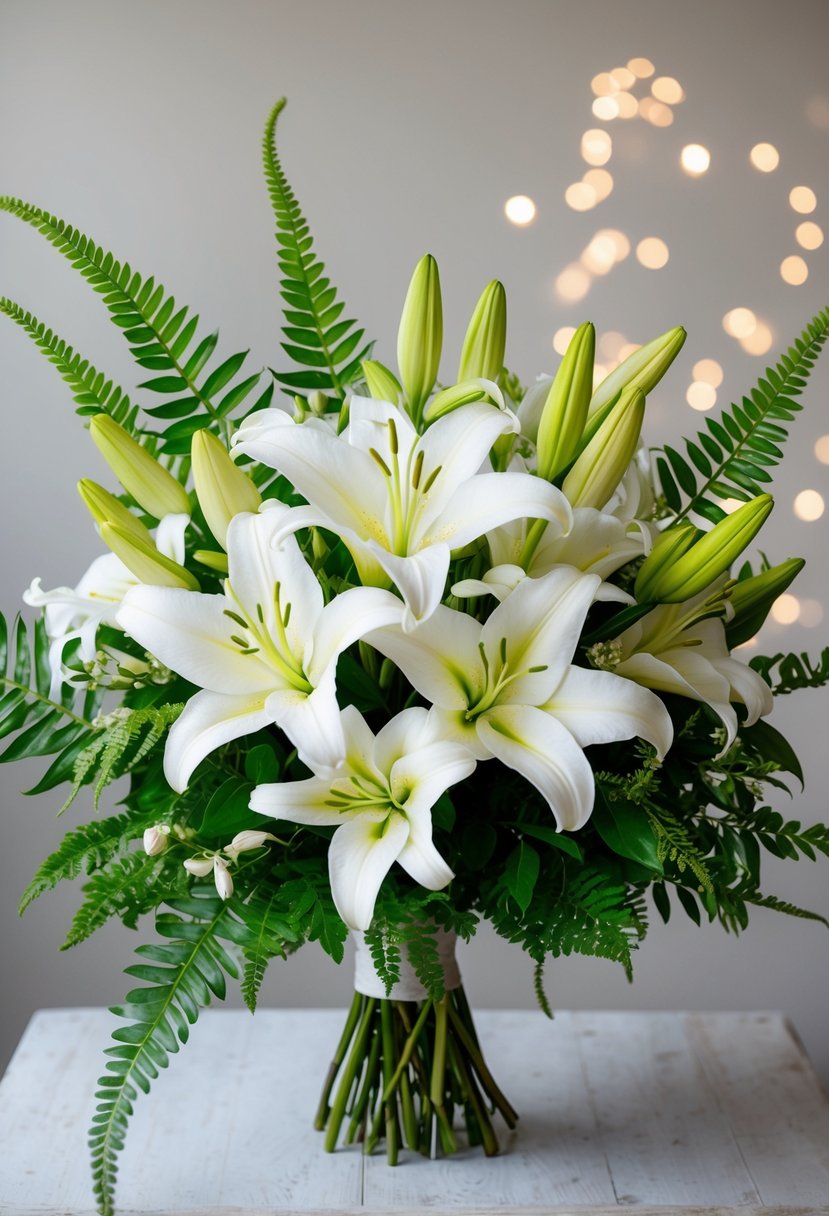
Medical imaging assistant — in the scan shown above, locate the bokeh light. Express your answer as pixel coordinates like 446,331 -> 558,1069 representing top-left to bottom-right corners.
591,72 -> 618,96
780,255 -> 809,285
504,195 -> 536,226
556,264 -> 592,301
627,57 -> 655,78
583,168 -> 614,201
652,76 -> 684,104
771,594 -> 800,625
617,342 -> 641,361
592,362 -> 609,388
814,435 -> 829,464
581,129 -> 612,166
790,186 -> 817,213
680,144 -> 711,176
615,91 -> 638,119
693,358 -> 724,386
749,143 -> 779,172
806,95 -> 829,130
636,237 -> 669,269
794,489 -> 825,521
553,327 -> 576,356
581,233 -> 618,274
610,66 -> 636,90
722,307 -> 757,338
565,182 -> 598,211
740,321 -> 773,355
593,96 -> 620,121
639,97 -> 673,126
686,382 -> 717,410
597,228 -> 631,261
796,221 -> 824,250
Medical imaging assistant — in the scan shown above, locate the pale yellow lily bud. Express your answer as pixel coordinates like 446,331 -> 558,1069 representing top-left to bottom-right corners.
77,479 -> 153,545
562,387 -> 645,509
634,523 -> 700,603
183,856 -> 214,878
536,321 -> 595,481
193,549 -> 229,574
457,280 -> 507,383
89,415 -> 191,519
191,429 -> 261,549
213,856 -> 234,900
362,359 -> 402,405
101,522 -> 200,591
726,557 -> 804,647
423,380 -> 487,422
223,829 -> 278,860
636,494 -> 774,604
588,326 -> 686,419
143,825 -> 171,856
397,253 -> 443,422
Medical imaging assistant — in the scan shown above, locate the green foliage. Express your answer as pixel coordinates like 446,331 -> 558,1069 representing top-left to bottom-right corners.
63,851 -> 188,949
645,806 -> 713,890
655,307 -> 829,523
0,298 -> 139,433
90,894 -> 240,1216
0,196 -> 266,452
533,959 -> 553,1019
750,647 -> 829,696
62,703 -> 183,812
263,99 -> 371,400
232,886 -> 302,1012
0,613 -> 103,794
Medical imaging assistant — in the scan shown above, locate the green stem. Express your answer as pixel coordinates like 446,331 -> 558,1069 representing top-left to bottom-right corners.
324,997 -> 376,1152
314,990 -> 364,1130
346,1024 -> 381,1144
448,1037 -> 498,1157
447,998 -> 519,1128
383,999 -> 432,1099
380,999 -> 400,1165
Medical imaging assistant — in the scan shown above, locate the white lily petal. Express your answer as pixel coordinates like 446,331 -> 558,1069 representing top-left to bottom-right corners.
250,775 -> 348,826
117,585 -> 278,694
164,689 -> 274,793
429,707 -> 492,759
532,507 -> 644,580
547,666 -> 673,759
347,396 -> 419,469
366,542 -> 449,629
515,375 -> 553,443
372,706 -> 433,776
424,472 -> 572,552
156,513 -> 190,564
616,650 -> 739,750
396,801 -> 455,891
183,857 -> 214,877
328,812 -> 410,931
714,655 -> 773,725
477,704 -> 596,831
595,582 -> 634,604
307,586 -> 404,681
391,741 -> 477,816
366,606 -> 483,709
270,665 -> 346,771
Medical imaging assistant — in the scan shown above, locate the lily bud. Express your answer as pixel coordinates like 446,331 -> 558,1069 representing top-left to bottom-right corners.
536,321 -> 595,481
588,326 -> 686,419
183,856 -> 214,878
101,522 -> 200,591
457,280 -> 507,384
213,856 -> 234,901
562,387 -> 645,510
362,360 -> 402,405
637,495 -> 774,604
726,557 -> 805,648
397,253 -> 443,421
223,829 -> 278,860
78,479 -> 154,545
194,549 -> 229,574
143,824 -> 171,856
423,380 -> 487,422
634,523 -> 700,603
191,429 -> 261,549
89,415 -> 191,519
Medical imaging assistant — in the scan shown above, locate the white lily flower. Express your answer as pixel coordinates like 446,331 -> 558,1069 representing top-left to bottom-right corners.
116,508 -> 403,792
251,705 -> 473,931
600,581 -> 773,752
23,514 -> 189,699
367,567 -> 673,832
232,397 -> 572,630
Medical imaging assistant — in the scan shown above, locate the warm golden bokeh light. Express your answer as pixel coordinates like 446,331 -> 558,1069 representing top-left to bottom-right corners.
565,182 -> 598,211
593,96 -> 620,121
789,186 -> 817,213
780,255 -> 809,286
719,498 -> 745,515
814,435 -> 829,464
799,598 -> 825,627
796,221 -> 824,250
553,327 -> 576,356
806,95 -> 829,130
615,92 -> 638,119
592,363 -> 609,388
749,143 -> 780,172
794,489 -> 825,521
556,264 -> 592,301
617,342 -> 641,361
599,331 -> 627,360
740,321 -> 773,355
627,56 -> 655,78
722,307 -> 757,338
610,66 -> 636,90
504,195 -> 536,226
680,144 -> 711,176
686,381 -> 717,410
583,168 -> 614,201
693,358 -> 724,387
591,72 -> 618,96
581,233 -> 617,274
598,228 -> 631,261
581,129 -> 613,166
771,594 -> 800,625
639,98 -> 674,126
652,76 -> 684,104
636,237 -> 669,269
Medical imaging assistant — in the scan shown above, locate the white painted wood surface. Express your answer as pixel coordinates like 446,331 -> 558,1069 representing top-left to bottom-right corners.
1,1009 -> 828,1215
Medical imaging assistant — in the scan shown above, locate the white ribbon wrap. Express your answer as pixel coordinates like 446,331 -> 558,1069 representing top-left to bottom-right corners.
352,927 -> 461,1000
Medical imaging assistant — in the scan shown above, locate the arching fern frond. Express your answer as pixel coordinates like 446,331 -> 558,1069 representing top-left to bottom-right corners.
750,647 -> 829,696
0,196 -> 265,451
61,703 -> 183,813
263,99 -> 372,400
90,895 -> 240,1216
656,307 -> 829,524
63,851 -> 187,949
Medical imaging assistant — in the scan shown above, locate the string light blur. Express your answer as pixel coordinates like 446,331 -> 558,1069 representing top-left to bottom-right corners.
639,97 -> 673,126
651,76 -> 685,104
722,307 -> 757,338
636,237 -> 669,269
796,221 -> 824,250
593,96 -> 619,121
780,255 -> 809,285
581,129 -> 612,166
687,382 -> 717,410
565,182 -> 598,211
740,321 -> 773,355
790,186 -> 817,213
553,327 -> 576,356
555,263 -> 591,302
749,143 -> 780,172
693,358 -> 724,387
627,57 -> 655,78
681,144 -> 711,176
504,195 -> 536,226
583,168 -> 614,201
814,435 -> 829,464
772,594 -> 800,625
793,489 -> 825,521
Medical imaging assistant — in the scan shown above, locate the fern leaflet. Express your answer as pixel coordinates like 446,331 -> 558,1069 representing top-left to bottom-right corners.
750,648 -> 829,696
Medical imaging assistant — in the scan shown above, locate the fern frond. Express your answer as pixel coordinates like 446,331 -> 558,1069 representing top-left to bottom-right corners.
655,307 -> 829,524
646,806 -> 713,890
747,892 -> 829,928
263,100 -> 372,400
232,888 -> 299,1012
62,852 -> 186,949
0,196 -> 263,451
90,895 -> 238,1216
0,297 -> 140,433
750,648 -> 829,696
533,959 -> 553,1019
61,703 -> 183,813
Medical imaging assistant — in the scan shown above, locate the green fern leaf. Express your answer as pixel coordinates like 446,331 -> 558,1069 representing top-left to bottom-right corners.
747,892 -> 829,928
232,888 -> 299,1012
61,703 -> 183,813
262,100 -> 372,401
62,852 -> 187,949
90,896 -> 238,1216
750,648 -> 829,696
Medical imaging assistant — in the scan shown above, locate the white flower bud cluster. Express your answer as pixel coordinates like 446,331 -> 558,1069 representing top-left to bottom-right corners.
181,830 -> 279,900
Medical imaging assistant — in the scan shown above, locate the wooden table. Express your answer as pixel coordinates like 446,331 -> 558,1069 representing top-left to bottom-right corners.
1,1009 -> 828,1215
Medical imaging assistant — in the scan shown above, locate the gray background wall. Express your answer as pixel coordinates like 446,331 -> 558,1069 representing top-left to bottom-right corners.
1,0 -> 828,1084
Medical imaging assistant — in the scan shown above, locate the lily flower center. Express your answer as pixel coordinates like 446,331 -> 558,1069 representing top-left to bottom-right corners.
368,418 -> 441,555
465,637 -> 548,720
223,580 -> 313,692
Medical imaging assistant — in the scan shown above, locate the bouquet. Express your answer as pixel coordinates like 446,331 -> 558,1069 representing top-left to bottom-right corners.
3,99 -> 829,1216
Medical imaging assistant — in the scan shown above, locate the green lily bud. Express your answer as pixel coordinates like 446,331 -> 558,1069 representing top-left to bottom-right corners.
637,495 -> 774,604
634,523 -> 700,603
397,253 -> 443,422
457,280 -> 507,384
726,557 -> 805,648
362,359 -> 402,405
89,415 -> 191,519
194,549 -> 229,574
562,387 -> 645,510
423,380 -> 487,422
588,325 -> 686,419
77,479 -> 153,545
191,429 -> 261,549
536,321 -> 595,481
101,522 -> 200,591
